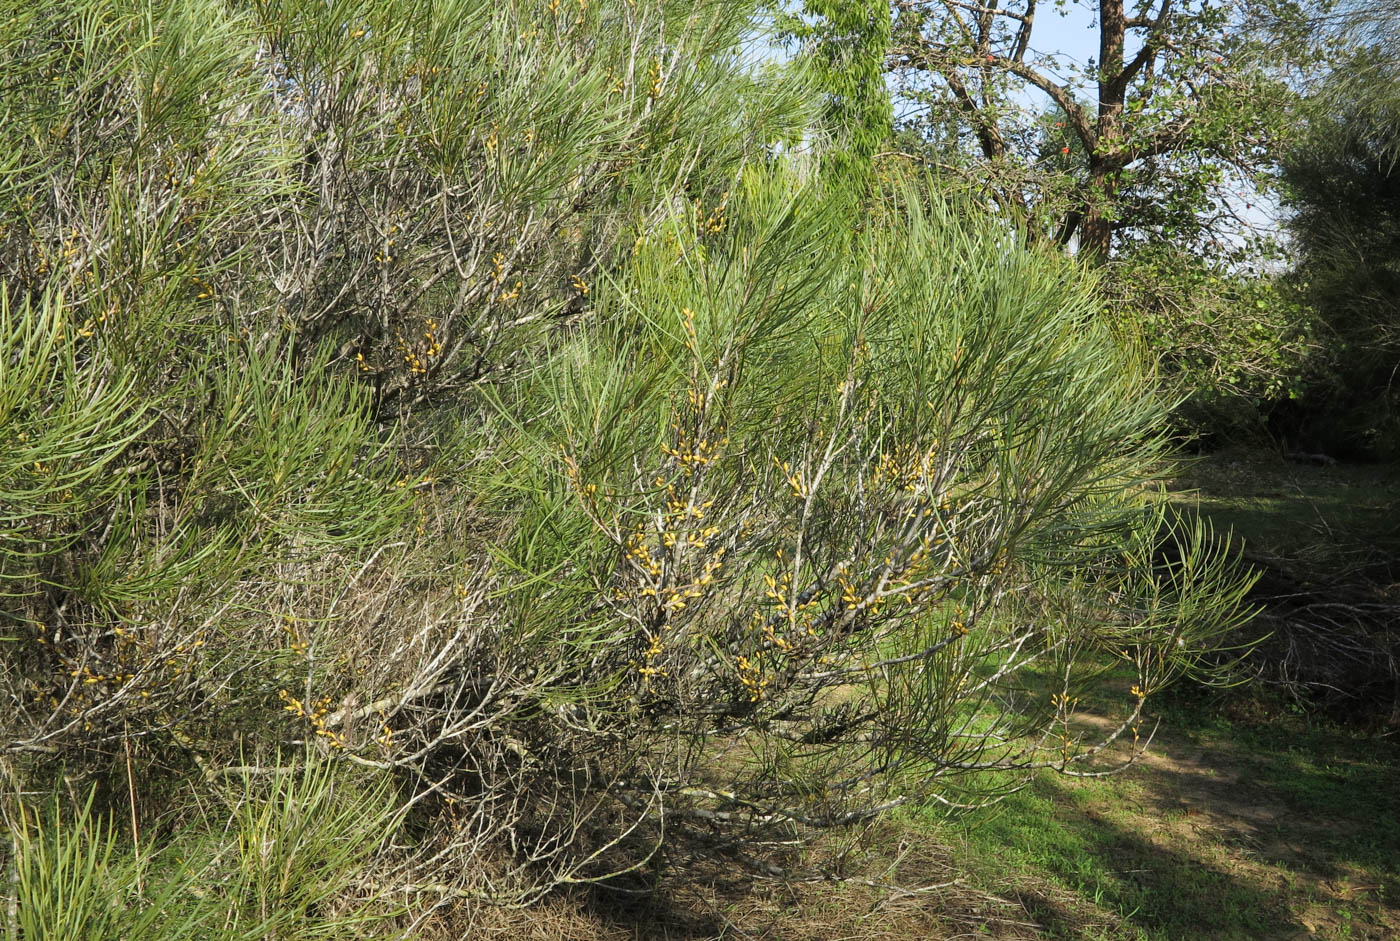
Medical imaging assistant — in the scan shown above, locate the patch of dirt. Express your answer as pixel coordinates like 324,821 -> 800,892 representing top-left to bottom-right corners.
415,831 -> 1045,940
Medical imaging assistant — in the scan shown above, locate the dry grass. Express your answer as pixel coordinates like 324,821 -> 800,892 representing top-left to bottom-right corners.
410,819 -> 1052,941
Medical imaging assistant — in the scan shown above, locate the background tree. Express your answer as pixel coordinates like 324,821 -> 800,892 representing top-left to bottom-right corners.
1101,241 -> 1316,443
1281,34 -> 1400,457
781,0 -> 895,194
888,0 -> 1322,260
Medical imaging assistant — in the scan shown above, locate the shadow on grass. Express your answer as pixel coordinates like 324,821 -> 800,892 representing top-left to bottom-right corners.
1166,461 -> 1400,722
952,696 -> 1400,940
969,774 -> 1299,940
1152,697 -> 1400,880
1167,448 -> 1400,580
582,884 -> 730,941
577,820 -> 1018,941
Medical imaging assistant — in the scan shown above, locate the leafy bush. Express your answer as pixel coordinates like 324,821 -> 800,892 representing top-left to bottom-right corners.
1102,243 -> 1317,444
1,0 -> 1256,925
1282,50 -> 1400,459
455,173 -> 1255,839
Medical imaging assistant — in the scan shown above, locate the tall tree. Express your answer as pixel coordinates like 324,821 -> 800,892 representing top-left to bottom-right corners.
783,0 -> 895,194
889,0 -> 1322,260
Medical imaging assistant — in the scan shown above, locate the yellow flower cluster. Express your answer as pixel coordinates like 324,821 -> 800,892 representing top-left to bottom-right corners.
283,615 -> 308,657
636,632 -> 667,679
760,569 -> 808,624
625,526 -> 663,579
609,458 -> 726,616
695,193 -> 728,235
872,440 -> 945,494
279,690 -> 346,749
642,548 -> 725,613
31,227 -> 96,285
835,569 -> 861,611
660,434 -> 722,469
29,622 -> 209,721
660,369 -> 728,472
735,654 -> 773,702
393,317 -> 443,375
776,458 -> 807,499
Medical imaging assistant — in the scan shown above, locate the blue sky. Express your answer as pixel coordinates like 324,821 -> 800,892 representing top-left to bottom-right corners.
1015,2 -> 1102,89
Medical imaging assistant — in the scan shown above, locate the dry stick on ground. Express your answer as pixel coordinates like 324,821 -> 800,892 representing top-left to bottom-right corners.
124,721 -> 143,897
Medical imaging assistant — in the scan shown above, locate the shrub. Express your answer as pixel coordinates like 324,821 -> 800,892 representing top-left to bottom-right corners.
1,0 -> 1255,923
1101,243 -> 1317,445
360,173 -> 1254,892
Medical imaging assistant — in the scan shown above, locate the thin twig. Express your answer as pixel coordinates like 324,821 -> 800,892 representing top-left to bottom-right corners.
124,721 -> 143,897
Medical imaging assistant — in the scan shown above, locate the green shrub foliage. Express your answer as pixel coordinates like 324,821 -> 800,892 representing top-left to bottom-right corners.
1101,244 -> 1317,443
1,0 -> 1253,922
474,173 -> 1253,839
1283,51 -> 1400,458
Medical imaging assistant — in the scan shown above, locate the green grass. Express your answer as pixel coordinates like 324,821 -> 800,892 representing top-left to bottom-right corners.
2,756 -> 404,941
1167,447 -> 1400,576
922,697 -> 1400,940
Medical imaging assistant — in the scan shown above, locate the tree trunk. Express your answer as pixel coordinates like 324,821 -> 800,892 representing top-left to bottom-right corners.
1081,0 -> 1127,262
1079,161 -> 1115,261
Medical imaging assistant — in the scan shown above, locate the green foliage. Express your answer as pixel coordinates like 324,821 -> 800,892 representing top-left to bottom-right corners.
2,759 -> 400,940
1102,245 -> 1318,442
0,0 -> 799,774
0,0 -> 810,413
479,169 -> 1254,827
220,758 -> 402,936
780,0 -> 894,193
4,791 -> 205,941
888,0 -> 1327,260
0,292 -> 153,594
1282,49 -> 1400,458
0,0 -> 1260,920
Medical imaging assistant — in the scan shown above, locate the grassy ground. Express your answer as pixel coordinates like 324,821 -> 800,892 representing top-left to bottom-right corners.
939,694 -> 1400,940
1166,447 -> 1400,581
510,449 -> 1400,940
504,697 -> 1400,940
1166,447 -> 1399,720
